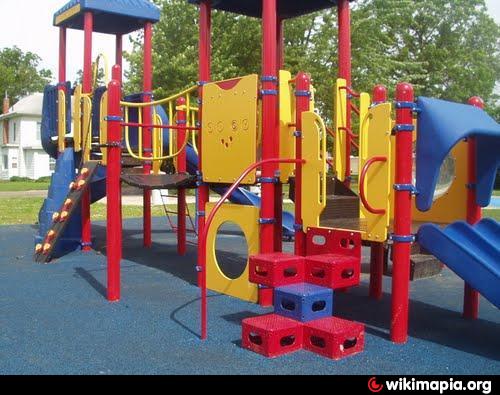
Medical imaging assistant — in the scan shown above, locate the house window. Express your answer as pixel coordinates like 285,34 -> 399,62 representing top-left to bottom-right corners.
49,158 -> 56,171
2,155 -> 7,169
36,122 -> 42,141
11,157 -> 17,169
12,121 -> 16,143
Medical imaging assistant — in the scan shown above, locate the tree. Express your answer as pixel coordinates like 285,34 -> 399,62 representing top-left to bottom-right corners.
0,46 -> 52,103
124,0 -> 500,122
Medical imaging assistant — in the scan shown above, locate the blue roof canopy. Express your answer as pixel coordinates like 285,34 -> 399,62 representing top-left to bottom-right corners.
54,0 -> 160,35
415,97 -> 500,211
188,0 -> 354,19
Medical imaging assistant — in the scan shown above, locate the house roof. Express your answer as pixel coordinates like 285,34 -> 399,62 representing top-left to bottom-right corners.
0,93 -> 43,121
53,0 -> 161,35
187,0 -> 355,19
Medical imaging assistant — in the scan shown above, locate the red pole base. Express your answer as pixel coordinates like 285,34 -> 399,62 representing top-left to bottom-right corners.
463,284 -> 479,320
143,190 -> 152,248
369,242 -> 384,300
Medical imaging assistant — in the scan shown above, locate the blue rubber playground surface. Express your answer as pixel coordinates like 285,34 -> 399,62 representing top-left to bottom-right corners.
1,218 -> 499,375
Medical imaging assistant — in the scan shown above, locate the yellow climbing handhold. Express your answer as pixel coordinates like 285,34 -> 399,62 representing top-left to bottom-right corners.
35,244 -> 43,253
43,243 -> 52,254
52,212 -> 60,222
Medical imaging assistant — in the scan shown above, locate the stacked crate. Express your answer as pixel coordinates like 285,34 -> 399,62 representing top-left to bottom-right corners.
242,229 -> 365,360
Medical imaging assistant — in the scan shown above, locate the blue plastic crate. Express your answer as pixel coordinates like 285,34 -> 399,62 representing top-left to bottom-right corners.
274,283 -> 333,322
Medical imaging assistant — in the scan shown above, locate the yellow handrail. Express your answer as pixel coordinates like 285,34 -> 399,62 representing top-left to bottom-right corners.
92,53 -> 110,89
58,89 -> 66,153
81,95 -> 92,162
124,120 -> 190,162
120,85 -> 198,108
72,85 -> 82,152
100,91 -> 109,165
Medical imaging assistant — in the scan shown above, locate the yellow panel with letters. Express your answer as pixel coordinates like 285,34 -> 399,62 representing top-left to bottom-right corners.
206,203 -> 260,303
202,75 -> 258,185
301,111 -> 327,230
279,70 -> 296,183
334,78 -> 348,182
359,102 -> 393,242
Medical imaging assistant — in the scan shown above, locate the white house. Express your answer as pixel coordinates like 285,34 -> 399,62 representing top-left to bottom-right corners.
0,93 -> 55,180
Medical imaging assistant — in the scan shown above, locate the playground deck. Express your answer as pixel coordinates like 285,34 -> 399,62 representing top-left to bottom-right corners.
1,218 -> 499,375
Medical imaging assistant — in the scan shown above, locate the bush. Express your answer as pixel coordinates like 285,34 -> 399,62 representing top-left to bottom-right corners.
9,176 -> 31,182
36,176 -> 51,183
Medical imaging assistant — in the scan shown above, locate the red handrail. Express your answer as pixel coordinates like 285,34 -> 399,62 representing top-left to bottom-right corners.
359,156 -> 387,215
199,158 -> 305,340
339,85 -> 360,98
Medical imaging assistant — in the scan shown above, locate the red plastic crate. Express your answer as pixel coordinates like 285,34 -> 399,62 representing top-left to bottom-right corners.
305,254 -> 361,290
249,253 -> 305,287
242,314 -> 303,358
304,317 -> 364,360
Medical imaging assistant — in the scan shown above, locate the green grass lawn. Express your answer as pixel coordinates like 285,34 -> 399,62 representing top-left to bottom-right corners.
0,196 -> 496,226
0,181 -> 50,192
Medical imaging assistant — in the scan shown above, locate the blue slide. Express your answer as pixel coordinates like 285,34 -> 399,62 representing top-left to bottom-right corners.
418,219 -> 500,308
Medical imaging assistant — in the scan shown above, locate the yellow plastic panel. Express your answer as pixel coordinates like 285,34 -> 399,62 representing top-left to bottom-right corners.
301,111 -> 327,230
279,70 -> 296,183
334,78 -> 347,182
206,203 -> 260,303
72,85 -> 82,152
359,103 -> 392,242
202,75 -> 258,185
99,91 -> 108,165
412,141 -> 468,223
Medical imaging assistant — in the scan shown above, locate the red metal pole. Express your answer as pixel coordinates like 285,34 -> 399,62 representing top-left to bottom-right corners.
197,0 -> 211,338
176,97 -> 187,256
115,35 -> 123,86
81,11 -> 93,252
294,72 -> 311,257
143,22 -> 153,248
58,27 -> 67,85
338,0 -> 352,188
274,16 -> 284,252
106,68 -> 123,302
391,82 -> 414,344
369,85 -> 388,300
259,0 -> 279,308
463,96 -> 484,319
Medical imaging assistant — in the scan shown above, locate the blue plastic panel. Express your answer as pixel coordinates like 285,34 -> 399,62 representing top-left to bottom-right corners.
416,97 -> 500,211
54,0 -> 160,34
188,0 -> 355,19
417,219 -> 500,308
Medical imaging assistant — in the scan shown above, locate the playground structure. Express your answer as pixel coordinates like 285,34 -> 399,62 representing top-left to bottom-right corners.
33,0 -> 499,360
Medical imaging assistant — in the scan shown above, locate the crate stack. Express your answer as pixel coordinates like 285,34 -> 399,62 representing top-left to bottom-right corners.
242,229 -> 365,360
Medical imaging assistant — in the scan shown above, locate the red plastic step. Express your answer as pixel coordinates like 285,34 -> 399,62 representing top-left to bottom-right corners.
304,317 -> 364,360
305,254 -> 360,290
242,314 -> 303,358
249,253 -> 305,288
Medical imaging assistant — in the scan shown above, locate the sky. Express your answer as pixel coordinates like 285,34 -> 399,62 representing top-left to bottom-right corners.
0,0 -> 499,85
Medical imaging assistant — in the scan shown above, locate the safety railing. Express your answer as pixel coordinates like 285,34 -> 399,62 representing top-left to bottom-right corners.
119,85 -> 200,162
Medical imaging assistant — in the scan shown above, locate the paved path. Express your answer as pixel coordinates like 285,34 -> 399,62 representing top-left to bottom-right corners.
0,190 -> 48,198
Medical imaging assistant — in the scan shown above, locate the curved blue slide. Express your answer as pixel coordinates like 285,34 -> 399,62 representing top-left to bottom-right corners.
418,219 -> 500,308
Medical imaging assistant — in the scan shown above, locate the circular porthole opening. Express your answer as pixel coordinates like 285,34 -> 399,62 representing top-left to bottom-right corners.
215,222 -> 249,280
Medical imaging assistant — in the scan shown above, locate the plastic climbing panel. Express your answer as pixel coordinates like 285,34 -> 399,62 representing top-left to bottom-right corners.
301,111 -> 327,230
359,102 -> 392,242
202,75 -> 259,185
205,203 -> 260,303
